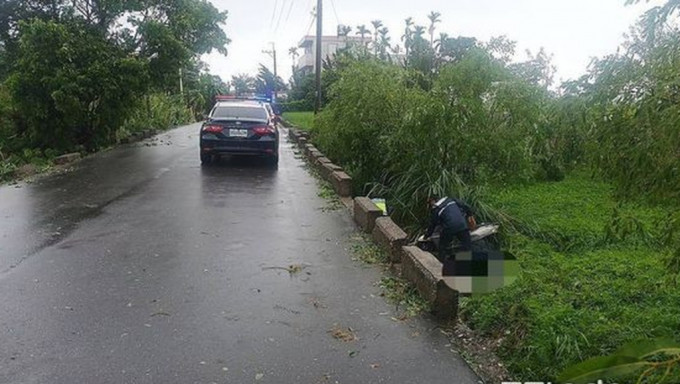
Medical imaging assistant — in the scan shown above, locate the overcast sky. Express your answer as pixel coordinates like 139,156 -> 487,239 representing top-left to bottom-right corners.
202,0 -> 661,86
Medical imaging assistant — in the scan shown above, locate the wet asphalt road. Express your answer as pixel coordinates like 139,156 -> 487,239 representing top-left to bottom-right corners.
0,123 -> 480,384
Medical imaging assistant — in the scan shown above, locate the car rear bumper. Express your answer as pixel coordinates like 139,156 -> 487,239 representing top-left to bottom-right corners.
200,138 -> 278,157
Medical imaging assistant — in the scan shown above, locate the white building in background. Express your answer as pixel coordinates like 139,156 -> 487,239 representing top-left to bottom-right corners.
296,34 -> 370,75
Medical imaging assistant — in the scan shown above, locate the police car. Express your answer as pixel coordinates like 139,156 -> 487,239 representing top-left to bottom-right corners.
199,97 -> 279,166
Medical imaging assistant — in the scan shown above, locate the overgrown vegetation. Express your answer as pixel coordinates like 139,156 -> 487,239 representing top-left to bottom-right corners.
290,2 -> 680,381
0,0 -> 231,180
460,174 -> 680,380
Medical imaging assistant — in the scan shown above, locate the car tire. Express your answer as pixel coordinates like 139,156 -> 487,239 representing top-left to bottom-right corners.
266,155 -> 279,167
200,153 -> 212,165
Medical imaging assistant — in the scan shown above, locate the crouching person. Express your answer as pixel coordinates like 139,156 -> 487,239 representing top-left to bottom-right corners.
424,195 -> 474,262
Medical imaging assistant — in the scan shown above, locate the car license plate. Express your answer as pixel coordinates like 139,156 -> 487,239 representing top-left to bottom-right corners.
229,129 -> 248,138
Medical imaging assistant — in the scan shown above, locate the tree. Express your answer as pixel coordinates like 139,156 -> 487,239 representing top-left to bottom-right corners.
356,24 -> 370,45
338,25 -> 351,37
405,24 -> 436,78
626,0 -> 680,43
0,0 -> 232,158
427,11 -> 441,48
377,27 -> 391,60
127,0 -> 231,91
254,64 -> 285,96
7,19 -> 148,151
434,32 -> 449,53
231,73 -> 254,96
371,20 -> 383,55
438,36 -> 477,64
402,17 -> 414,56
288,46 -> 299,74
185,72 -> 229,116
485,35 -> 516,64
509,48 -> 556,89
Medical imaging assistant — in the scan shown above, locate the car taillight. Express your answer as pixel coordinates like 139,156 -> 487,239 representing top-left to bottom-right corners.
202,125 -> 223,133
252,126 -> 276,136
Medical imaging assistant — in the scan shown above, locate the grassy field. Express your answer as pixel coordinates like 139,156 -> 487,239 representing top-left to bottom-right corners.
283,111 -> 314,131
462,173 -> 680,379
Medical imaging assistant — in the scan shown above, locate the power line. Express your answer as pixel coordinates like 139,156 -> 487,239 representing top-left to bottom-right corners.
270,0 -> 279,31
284,0 -> 295,24
275,0 -> 287,33
329,0 -> 340,26
303,0 -> 314,35
303,5 -> 316,37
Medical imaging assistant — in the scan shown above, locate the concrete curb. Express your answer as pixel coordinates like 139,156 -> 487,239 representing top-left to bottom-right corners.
353,197 -> 383,233
54,153 -> 81,165
330,171 -> 352,197
320,163 -> 342,180
372,217 -> 408,263
283,125 -> 458,320
284,126 -> 353,198
288,128 -> 300,142
309,150 -> 323,161
316,156 -> 332,166
401,246 -> 458,319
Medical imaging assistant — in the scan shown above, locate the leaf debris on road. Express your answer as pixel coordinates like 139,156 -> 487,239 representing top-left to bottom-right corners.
262,264 -> 306,275
329,325 -> 357,342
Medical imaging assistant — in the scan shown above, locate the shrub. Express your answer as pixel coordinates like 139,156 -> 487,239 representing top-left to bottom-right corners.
120,93 -> 193,136
7,19 -> 147,152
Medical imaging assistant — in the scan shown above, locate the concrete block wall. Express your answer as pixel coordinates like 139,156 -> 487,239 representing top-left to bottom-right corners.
372,217 -> 407,263
353,197 -> 383,233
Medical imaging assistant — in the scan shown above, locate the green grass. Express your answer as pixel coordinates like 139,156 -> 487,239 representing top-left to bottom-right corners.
461,172 -> 680,380
349,233 -> 429,318
378,276 -> 431,318
283,111 -> 315,131
487,172 -> 669,251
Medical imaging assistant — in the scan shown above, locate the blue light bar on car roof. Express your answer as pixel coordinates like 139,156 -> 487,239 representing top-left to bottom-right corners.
214,94 -> 274,103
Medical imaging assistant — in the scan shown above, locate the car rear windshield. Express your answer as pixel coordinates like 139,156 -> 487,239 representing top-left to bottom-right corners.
211,106 -> 267,120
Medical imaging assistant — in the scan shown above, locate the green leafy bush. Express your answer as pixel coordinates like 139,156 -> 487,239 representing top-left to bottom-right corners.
313,52 -> 554,229
7,19 -> 147,152
314,59 -> 417,192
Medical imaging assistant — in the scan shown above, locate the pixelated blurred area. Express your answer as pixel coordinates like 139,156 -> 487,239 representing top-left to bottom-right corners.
442,249 -> 518,295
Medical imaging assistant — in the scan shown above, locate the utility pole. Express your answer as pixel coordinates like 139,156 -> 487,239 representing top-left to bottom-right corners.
262,42 -> 278,101
314,0 -> 322,114
179,67 -> 184,98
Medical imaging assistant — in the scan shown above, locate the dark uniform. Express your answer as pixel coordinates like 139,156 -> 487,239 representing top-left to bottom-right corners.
426,197 -> 473,260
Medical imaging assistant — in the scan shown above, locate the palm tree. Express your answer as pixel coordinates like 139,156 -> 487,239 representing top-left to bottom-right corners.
356,24 -> 370,45
231,74 -> 255,96
339,25 -> 352,36
288,47 -> 299,73
371,20 -> 383,55
378,27 -> 391,59
427,11 -> 441,48
401,17 -> 414,55
413,25 -> 426,41
434,32 -> 449,53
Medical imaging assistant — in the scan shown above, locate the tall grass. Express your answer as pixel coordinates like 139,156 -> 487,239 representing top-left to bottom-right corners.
460,173 -> 680,380
314,53 -> 554,230
283,111 -> 315,131
118,93 -> 193,139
